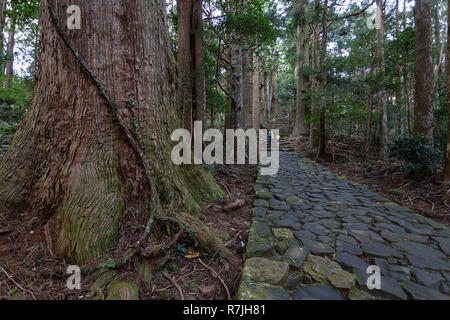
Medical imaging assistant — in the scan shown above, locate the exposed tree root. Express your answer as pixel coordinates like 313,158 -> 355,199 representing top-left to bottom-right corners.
162,272 -> 184,300
198,258 -> 231,300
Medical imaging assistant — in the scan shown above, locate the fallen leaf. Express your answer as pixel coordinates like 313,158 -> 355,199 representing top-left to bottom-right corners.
185,249 -> 200,259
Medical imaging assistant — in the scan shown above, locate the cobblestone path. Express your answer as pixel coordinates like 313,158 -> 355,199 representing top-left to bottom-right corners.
237,120 -> 450,300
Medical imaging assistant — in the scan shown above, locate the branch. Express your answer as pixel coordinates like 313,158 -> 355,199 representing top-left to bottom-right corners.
329,0 -> 375,22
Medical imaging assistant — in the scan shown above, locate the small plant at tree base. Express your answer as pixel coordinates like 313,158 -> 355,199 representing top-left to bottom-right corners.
392,133 -> 444,176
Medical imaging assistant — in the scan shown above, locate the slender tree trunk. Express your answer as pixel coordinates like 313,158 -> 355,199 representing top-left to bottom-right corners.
230,41 -> 243,129
252,53 -> 260,128
292,19 -> 307,137
414,0 -> 434,145
395,0 -> 403,130
193,0 -> 205,125
3,18 -> 16,87
444,0 -> 450,183
309,24 -> 319,147
177,0 -> 193,133
317,0 -> 328,158
271,68 -> 279,118
259,69 -> 266,126
265,71 -> 272,117
376,0 -> 388,160
0,0 -> 6,77
0,0 -> 222,264
243,52 -> 252,129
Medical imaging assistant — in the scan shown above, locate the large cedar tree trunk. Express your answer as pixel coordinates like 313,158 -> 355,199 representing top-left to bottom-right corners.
0,0 -> 223,264
414,0 -> 434,145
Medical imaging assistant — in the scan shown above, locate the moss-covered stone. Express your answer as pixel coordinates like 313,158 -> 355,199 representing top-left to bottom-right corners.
276,240 -> 289,255
242,257 -> 289,285
256,191 -> 273,200
302,255 -> 356,289
89,270 -> 116,299
246,241 -> 273,258
106,281 -> 139,300
348,287 -> 376,300
272,228 -> 294,240
236,278 -> 290,300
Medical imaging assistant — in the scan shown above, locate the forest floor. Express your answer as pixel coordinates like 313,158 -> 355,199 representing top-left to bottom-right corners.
290,135 -> 449,228
0,164 -> 256,300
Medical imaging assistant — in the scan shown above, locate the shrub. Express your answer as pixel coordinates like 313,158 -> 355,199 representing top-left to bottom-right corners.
391,133 -> 444,175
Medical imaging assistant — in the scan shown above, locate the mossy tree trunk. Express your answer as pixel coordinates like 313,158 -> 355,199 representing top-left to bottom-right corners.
0,0 -> 223,265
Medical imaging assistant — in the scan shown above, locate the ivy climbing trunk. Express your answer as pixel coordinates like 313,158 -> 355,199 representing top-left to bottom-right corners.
0,0 -> 223,264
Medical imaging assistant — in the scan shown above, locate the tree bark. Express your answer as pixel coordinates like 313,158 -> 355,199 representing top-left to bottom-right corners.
242,52 -> 252,129
292,19 -> 308,137
251,53 -> 260,128
316,0 -> 328,158
265,71 -> 272,117
0,0 -> 6,77
414,0 -> 434,145
259,69 -> 266,126
376,0 -> 388,160
309,24 -> 319,147
271,68 -> 279,118
0,0 -> 223,264
3,17 -> 16,88
230,41 -> 243,129
444,0 -> 450,183
177,0 -> 193,133
193,0 -> 205,125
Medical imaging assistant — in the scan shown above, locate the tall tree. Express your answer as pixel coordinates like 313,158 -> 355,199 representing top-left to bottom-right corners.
0,0 -> 6,76
376,0 -> 388,160
3,16 -> 15,87
316,0 -> 328,158
292,2 -> 308,137
444,0 -> 450,183
0,0 -> 223,264
414,0 -> 434,145
243,52 -> 252,129
252,52 -> 261,128
177,0 -> 205,133
271,67 -> 279,117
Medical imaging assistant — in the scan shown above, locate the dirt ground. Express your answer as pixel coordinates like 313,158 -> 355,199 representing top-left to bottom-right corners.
0,164 -> 257,300
291,135 -> 449,228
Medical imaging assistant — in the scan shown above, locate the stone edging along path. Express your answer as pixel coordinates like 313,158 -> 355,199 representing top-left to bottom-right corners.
236,150 -> 450,300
